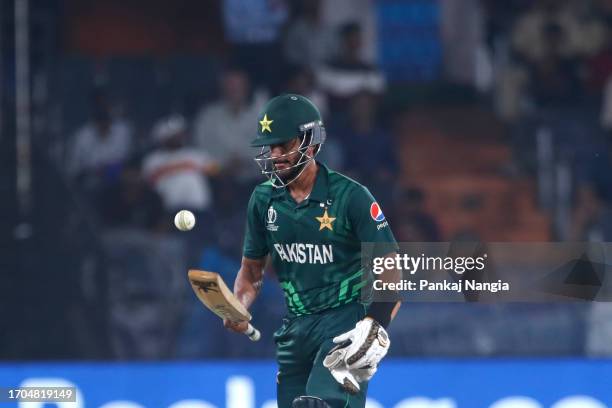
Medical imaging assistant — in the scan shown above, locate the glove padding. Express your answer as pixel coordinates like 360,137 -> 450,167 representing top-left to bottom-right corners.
333,318 -> 390,370
352,365 -> 378,383
322,360 -> 361,395
323,318 -> 389,393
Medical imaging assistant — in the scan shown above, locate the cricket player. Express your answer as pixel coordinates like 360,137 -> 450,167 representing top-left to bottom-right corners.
224,94 -> 401,408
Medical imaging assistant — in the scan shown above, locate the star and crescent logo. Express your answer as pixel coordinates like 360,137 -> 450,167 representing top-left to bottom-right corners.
260,114 -> 273,133
316,209 -> 336,231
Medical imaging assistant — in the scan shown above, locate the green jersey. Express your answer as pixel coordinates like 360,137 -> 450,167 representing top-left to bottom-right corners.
243,162 -> 398,316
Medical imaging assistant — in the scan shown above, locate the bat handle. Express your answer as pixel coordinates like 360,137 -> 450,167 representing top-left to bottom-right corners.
244,323 -> 261,341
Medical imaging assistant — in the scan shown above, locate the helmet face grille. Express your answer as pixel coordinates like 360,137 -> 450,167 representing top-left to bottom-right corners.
254,124 -> 326,188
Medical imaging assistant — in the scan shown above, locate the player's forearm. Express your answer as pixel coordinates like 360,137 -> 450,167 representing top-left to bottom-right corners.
368,254 -> 402,327
367,300 -> 401,328
234,257 -> 265,310
234,278 -> 260,310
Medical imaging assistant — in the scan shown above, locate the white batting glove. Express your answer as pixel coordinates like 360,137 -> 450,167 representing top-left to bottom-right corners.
352,365 -> 378,383
324,361 -> 361,394
322,355 -> 377,393
332,318 -> 390,371
323,342 -> 361,394
323,318 -> 389,393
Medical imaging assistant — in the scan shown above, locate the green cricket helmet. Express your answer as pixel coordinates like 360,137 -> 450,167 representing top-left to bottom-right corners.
252,94 -> 326,188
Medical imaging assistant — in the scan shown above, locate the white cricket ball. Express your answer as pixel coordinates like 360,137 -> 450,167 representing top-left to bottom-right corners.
174,210 -> 196,231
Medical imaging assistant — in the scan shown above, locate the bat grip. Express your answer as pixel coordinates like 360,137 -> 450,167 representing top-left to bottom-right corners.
244,323 -> 261,341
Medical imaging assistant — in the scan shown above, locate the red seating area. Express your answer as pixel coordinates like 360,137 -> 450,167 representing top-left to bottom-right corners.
396,108 -> 551,241
65,0 -> 225,55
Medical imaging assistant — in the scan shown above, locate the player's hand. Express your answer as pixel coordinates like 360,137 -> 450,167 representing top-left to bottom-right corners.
322,348 -> 375,394
352,365 -> 377,383
323,362 -> 361,394
322,318 -> 389,393
331,317 -> 390,371
223,319 -> 248,334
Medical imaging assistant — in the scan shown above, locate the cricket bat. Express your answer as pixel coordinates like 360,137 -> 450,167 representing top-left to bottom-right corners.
188,269 -> 261,341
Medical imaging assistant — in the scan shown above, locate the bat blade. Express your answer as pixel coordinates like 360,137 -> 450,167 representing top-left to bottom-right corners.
188,269 -> 261,341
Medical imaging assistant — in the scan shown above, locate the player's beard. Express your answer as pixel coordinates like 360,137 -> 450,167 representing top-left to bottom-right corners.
276,160 -> 305,184
275,153 -> 310,185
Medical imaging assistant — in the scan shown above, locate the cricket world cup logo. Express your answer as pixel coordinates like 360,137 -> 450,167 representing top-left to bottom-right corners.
266,206 -> 278,231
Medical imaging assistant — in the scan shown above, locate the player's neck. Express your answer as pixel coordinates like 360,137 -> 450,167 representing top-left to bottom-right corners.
287,161 -> 318,204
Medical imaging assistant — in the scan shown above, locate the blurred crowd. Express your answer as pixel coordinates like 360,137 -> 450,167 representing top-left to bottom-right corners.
65,0 -> 612,250
59,0 -> 412,359
481,0 -> 612,241
6,0 -> 612,360
65,0 -> 404,253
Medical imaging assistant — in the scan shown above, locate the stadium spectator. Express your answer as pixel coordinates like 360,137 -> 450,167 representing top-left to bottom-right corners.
319,0 -> 378,63
279,63 -> 328,118
525,22 -> 584,109
222,0 -> 288,88
570,141 -> 612,240
223,0 -> 288,45
585,24 -> 612,92
67,95 -> 133,191
440,0 -> 487,87
282,0 -> 337,68
97,159 -> 166,232
193,66 -> 260,180
392,187 -> 441,242
494,0 -> 609,120
511,0 -> 604,64
316,22 -> 385,112
334,91 -> 396,205
143,115 -> 218,214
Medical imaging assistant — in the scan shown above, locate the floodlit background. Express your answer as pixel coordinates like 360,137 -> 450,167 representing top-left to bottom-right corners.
1,0 -> 612,406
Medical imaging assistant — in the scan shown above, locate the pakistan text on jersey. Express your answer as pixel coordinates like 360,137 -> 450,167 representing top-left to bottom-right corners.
273,243 -> 334,264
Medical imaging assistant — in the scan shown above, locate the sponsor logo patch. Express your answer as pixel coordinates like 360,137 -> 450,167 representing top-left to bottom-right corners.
370,202 -> 385,222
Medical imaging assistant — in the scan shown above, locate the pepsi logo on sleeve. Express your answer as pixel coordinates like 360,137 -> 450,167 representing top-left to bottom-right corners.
370,202 -> 386,222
